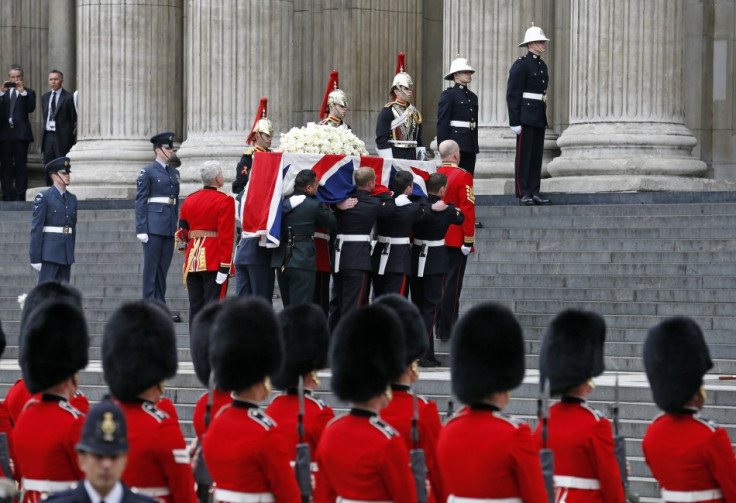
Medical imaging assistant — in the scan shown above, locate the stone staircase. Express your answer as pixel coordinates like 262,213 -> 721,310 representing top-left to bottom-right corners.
2,193 -> 736,501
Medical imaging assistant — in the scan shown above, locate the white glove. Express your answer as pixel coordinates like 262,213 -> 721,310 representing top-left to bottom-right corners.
289,195 -> 306,209
376,148 -> 393,159
137,233 -> 149,244
510,125 -> 522,135
30,263 -> 41,272
394,194 -> 411,207
461,245 -> 472,256
216,272 -> 228,284
416,147 -> 427,161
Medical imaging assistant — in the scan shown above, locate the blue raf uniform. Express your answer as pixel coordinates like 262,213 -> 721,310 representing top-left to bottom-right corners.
437,84 -> 479,174
135,132 -> 180,303
29,157 -> 77,284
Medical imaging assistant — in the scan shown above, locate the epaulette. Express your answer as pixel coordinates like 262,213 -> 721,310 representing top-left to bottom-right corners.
142,401 -> 169,423
493,410 -> 523,429
248,408 -> 277,430
243,146 -> 257,156
693,414 -> 718,432
581,403 -> 606,421
59,400 -> 84,419
369,416 -> 399,439
385,102 -> 394,108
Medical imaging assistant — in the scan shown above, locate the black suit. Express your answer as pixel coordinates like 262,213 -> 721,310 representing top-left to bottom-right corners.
0,86 -> 36,201
42,88 -> 77,182
46,482 -> 157,503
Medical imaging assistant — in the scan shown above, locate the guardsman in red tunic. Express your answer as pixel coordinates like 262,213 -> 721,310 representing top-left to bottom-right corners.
375,294 -> 444,503
436,140 -> 475,342
102,301 -> 197,503
202,297 -> 300,503
176,160 -> 235,326
535,309 -> 624,502
643,317 -> 736,502
436,303 -> 548,502
315,304 -> 417,503
266,303 -> 334,453
13,297 -> 89,503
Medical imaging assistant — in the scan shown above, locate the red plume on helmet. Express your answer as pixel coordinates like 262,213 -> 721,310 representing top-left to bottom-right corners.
247,97 -> 269,145
320,71 -> 339,119
395,52 -> 406,75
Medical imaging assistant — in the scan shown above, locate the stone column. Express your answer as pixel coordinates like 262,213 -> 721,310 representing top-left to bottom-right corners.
176,1 -> 295,196
443,0 -> 557,194
48,0 -> 76,91
69,0 -> 183,200
546,0 -> 710,193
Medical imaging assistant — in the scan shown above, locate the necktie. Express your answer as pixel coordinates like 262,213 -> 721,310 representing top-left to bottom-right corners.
62,192 -> 67,204
9,89 -> 16,116
50,91 -> 57,120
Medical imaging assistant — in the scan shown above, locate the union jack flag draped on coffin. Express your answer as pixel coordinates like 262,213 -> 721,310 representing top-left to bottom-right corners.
239,152 -> 436,247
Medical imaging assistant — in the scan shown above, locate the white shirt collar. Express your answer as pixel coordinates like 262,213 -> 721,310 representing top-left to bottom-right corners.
84,480 -> 124,503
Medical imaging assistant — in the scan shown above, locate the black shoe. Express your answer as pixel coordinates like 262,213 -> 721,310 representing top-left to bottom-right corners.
171,313 -> 181,323
519,195 -> 535,206
474,221 -> 483,229
532,194 -> 552,205
418,357 -> 441,368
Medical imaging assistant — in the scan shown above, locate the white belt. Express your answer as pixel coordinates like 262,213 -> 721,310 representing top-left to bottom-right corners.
147,196 -> 177,205
42,225 -> 73,235
334,234 -> 371,273
554,476 -> 601,490
22,478 -> 77,493
661,488 -> 724,502
337,499 -> 392,503
449,120 -> 476,130
377,236 -> 411,275
414,238 -> 445,277
447,496 -> 522,503
214,489 -> 274,503
314,232 -> 330,241
522,92 -> 546,102
131,486 -> 172,498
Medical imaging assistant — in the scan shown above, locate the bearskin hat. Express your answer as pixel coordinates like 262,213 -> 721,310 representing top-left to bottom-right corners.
644,316 -> 713,413
271,303 -> 330,390
330,304 -> 405,403
190,302 -> 224,387
451,302 -> 525,404
102,300 -> 178,401
540,309 -> 606,396
20,281 -> 82,332
209,297 -> 283,392
20,297 -> 89,394
374,294 -> 428,366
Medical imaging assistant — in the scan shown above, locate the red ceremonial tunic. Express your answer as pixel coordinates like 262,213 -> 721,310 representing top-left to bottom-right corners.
202,400 -> 300,503
6,378 -> 89,426
192,388 -> 232,441
117,399 -> 197,503
643,409 -> 736,503
12,394 -> 85,503
436,403 -> 548,502
265,389 -> 334,454
437,163 -> 475,248
315,408 -> 417,503
380,385 -> 444,503
314,227 -> 331,273
533,397 -> 624,503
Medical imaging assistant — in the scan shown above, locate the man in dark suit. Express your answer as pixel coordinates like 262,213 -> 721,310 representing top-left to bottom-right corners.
41,69 -> 77,185
0,64 -> 36,201
46,397 -> 157,503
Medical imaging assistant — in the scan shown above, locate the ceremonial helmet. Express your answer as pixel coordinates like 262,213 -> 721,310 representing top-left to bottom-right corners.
519,22 -> 550,47
247,97 -> 274,145
444,57 -> 475,81
320,70 -> 348,118
391,52 -> 414,94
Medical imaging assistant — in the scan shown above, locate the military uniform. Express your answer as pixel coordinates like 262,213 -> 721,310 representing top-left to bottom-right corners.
265,389 -> 334,454
436,163 -> 475,340
410,194 -> 463,361
135,158 -> 180,302
47,482 -> 157,503
506,51 -> 549,199
176,186 -> 235,325
232,145 -> 268,195
437,83 -> 479,174
313,227 -> 332,314
437,403 -> 548,501
271,188 -> 336,306
318,115 -> 349,129
375,100 -> 423,160
192,389 -> 231,442
29,177 -> 77,284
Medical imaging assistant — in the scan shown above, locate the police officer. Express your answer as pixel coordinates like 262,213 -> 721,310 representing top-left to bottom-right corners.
376,53 -> 426,160
102,300 -> 196,503
536,309 -> 625,502
318,70 -> 349,129
437,57 -> 479,174
202,297 -> 301,503
507,23 -> 552,206
13,297 -> 89,502
232,97 -> 273,194
29,157 -> 77,283
315,304 -> 417,503
643,317 -> 736,501
135,132 -> 181,319
436,302 -> 548,501
47,398 -> 157,503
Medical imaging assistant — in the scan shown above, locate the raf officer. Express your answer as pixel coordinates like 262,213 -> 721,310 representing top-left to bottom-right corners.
507,23 -> 552,206
29,157 -> 77,284
437,57 -> 479,175
135,132 -> 181,320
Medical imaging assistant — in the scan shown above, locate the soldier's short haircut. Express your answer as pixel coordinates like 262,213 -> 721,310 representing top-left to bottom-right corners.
427,173 -> 448,194
49,69 -> 64,79
9,64 -> 23,76
200,160 -> 222,185
354,167 -> 375,188
294,169 -> 317,189
391,170 -> 414,195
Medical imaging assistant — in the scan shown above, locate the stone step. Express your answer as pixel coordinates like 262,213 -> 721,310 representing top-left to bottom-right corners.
483,261 -> 736,276
474,214 -> 736,230
472,250 -> 736,264
474,202 -> 736,218
460,286 -> 736,304
462,273 -> 736,290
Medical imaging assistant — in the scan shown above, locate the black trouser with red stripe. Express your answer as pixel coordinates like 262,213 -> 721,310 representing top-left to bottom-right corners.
372,272 -> 410,298
330,269 -> 371,331
410,273 -> 445,359
437,248 -> 468,340
514,124 -> 545,198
